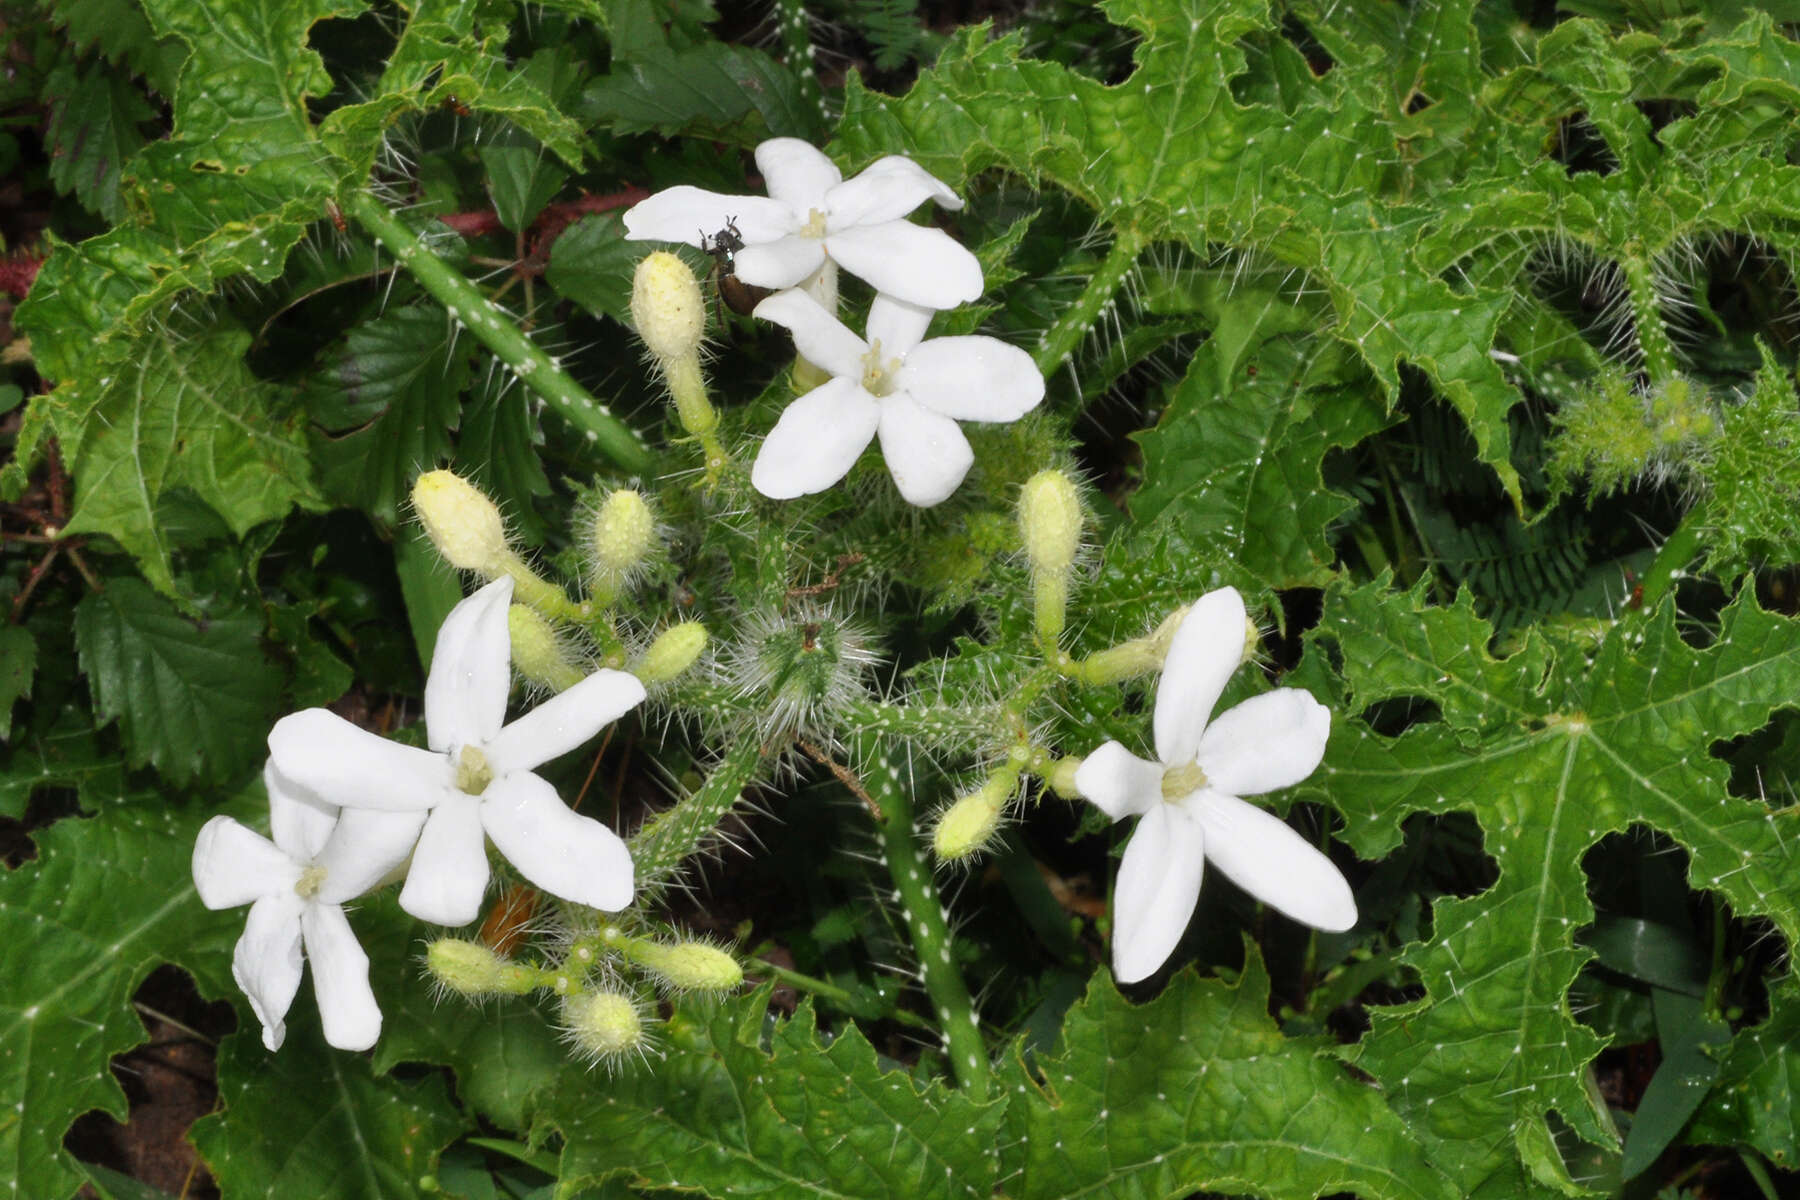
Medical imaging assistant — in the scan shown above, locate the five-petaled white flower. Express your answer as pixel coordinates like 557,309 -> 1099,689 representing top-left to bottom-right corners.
749,289 -> 1044,506
267,576 -> 644,928
193,764 -> 423,1051
622,138 -> 982,311
1074,586 -> 1356,984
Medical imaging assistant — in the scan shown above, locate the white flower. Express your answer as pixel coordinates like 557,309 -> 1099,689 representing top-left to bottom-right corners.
266,577 -> 644,928
622,138 -> 982,310
192,765 -> 423,1051
749,289 -> 1044,506
1073,587 -> 1356,984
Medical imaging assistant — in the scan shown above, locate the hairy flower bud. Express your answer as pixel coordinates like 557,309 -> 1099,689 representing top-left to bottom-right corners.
636,621 -> 708,685
631,251 -> 706,363
425,938 -> 537,999
508,605 -> 583,692
1077,604 -> 1191,685
626,939 -> 743,993
1018,470 -> 1082,573
932,772 -> 1015,862
560,989 -> 645,1066
413,470 -> 510,576
590,489 -> 656,589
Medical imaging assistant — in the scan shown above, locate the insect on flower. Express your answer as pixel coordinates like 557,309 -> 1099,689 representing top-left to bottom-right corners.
699,217 -> 773,317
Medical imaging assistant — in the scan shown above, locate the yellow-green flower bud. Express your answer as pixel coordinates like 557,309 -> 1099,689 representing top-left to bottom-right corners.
425,938 -> 538,998
1076,604 -> 1191,685
631,251 -> 705,363
627,939 -> 743,993
591,489 -> 656,586
636,621 -> 708,685
561,989 -> 645,1065
1046,755 -> 1081,799
932,772 -> 1015,862
508,605 -> 584,692
413,470 -> 510,576
1018,470 -> 1082,573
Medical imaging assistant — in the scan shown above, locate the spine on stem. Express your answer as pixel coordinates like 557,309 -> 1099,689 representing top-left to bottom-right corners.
627,738 -> 767,885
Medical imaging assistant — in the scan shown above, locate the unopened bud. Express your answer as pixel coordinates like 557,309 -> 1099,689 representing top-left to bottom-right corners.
591,489 -> 656,586
561,989 -> 645,1065
508,605 -> 583,691
1077,604 -> 1191,685
425,938 -> 537,998
932,772 -> 1015,861
637,621 -> 708,685
627,939 -> 743,993
1019,470 -> 1082,574
631,252 -> 705,362
413,470 -> 510,576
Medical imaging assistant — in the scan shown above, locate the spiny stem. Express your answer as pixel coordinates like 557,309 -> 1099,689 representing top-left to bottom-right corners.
1618,249 -> 1678,388
627,737 -> 766,885
344,190 -> 652,475
852,734 -> 992,1095
1034,230 -> 1141,378
745,955 -> 935,1032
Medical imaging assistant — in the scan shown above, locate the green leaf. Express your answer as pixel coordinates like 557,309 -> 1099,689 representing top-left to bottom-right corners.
193,1007 -> 468,1199
539,991 -> 1008,1197
0,710 -> 124,821
0,625 -> 36,742
1306,582 -> 1800,1193
1694,343 -> 1800,576
1006,952 -> 1459,1200
582,41 -> 826,143
1619,987 -> 1730,1180
74,577 -> 282,786
307,306 -> 468,523
395,525 -> 465,673
1684,980 -> 1800,1169
480,133 -> 569,234
43,63 -> 154,222
57,326 -> 319,595
0,792 -> 246,1199
544,213 -> 641,326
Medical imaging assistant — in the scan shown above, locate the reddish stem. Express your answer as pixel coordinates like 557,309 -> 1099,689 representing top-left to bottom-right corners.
0,252 -> 43,299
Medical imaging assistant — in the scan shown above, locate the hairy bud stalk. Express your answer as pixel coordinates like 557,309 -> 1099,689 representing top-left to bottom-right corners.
632,253 -> 718,440
1072,604 -> 1190,685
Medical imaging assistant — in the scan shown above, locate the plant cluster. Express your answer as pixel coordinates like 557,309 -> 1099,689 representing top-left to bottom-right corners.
3,2 -> 1800,1199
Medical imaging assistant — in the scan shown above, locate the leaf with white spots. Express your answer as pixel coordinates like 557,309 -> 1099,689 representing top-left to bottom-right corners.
0,792 -> 246,1199
540,990 -> 1007,1198
1298,581 -> 1800,1194
1003,951 -> 1460,1200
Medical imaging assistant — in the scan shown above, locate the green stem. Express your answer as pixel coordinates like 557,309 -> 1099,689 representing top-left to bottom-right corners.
627,737 -> 766,885
852,734 -> 992,1095
1636,509 -> 1701,613
745,957 -> 936,1032
1034,231 -> 1142,378
1618,250 -> 1678,388
344,190 -> 652,475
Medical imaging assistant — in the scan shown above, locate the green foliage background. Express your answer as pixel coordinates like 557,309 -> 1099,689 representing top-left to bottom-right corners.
3,0 -> 1800,1197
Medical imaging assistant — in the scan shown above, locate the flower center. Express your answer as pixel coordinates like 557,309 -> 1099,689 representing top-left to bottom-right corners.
294,865 -> 328,899
860,340 -> 901,397
455,745 -> 494,796
800,208 -> 827,238
1161,762 -> 1208,801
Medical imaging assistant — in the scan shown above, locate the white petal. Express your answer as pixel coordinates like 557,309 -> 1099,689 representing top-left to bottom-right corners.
750,377 -> 881,500
621,185 -> 796,245
232,893 -> 305,1052
1153,587 -> 1248,766
1189,790 -> 1357,932
425,577 -> 514,752
398,796 -> 490,927
825,156 -> 963,227
1111,804 -> 1207,985
481,773 -> 635,912
193,817 -> 296,910
735,236 -> 829,292
268,710 -> 450,812
1072,742 -> 1164,822
1196,689 -> 1331,797
751,289 -> 869,380
825,222 -> 983,309
313,808 -> 428,904
264,761 -> 338,862
300,904 -> 381,1052
755,138 -> 840,212
866,294 -> 934,359
876,392 -> 975,507
896,336 -> 1044,422
486,669 -> 646,777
